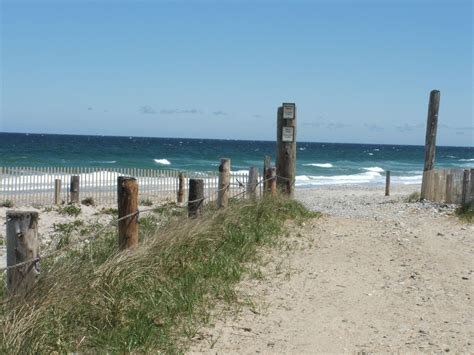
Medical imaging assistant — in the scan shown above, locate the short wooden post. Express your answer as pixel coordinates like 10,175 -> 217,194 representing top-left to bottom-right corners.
385,171 -> 391,196
420,90 -> 440,200
461,170 -> 470,206
177,172 -> 185,203
54,179 -> 61,205
217,158 -> 230,208
269,167 -> 277,196
188,179 -> 204,217
117,177 -> 138,249
263,156 -> 272,193
445,173 -> 454,204
6,211 -> 40,297
247,167 -> 259,200
276,103 -> 297,198
70,175 -> 80,203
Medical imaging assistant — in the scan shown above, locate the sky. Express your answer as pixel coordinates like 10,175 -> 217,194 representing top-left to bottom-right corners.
0,0 -> 472,146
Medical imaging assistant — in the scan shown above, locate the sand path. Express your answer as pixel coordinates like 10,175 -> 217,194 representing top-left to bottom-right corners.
189,186 -> 474,353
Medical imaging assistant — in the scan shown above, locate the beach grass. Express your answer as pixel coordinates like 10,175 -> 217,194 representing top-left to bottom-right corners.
455,202 -> 474,222
1,196 -> 318,353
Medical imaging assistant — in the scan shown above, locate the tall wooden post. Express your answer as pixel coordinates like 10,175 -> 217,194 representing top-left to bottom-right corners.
263,156 -> 272,193
461,170 -> 470,206
188,179 -> 204,218
117,177 -> 138,249
276,103 -> 297,198
70,175 -> 80,203
217,158 -> 230,208
445,173 -> 454,204
269,167 -> 277,196
54,179 -> 61,205
385,171 -> 391,196
177,172 -> 185,203
247,167 -> 259,200
6,211 -> 40,297
421,90 -> 440,200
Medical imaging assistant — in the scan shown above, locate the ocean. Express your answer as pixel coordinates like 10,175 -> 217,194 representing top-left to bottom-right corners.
0,132 -> 472,187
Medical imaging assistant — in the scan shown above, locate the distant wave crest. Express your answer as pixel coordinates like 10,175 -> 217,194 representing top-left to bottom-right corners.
363,167 -> 384,173
459,158 -> 474,162
154,159 -> 171,165
302,163 -> 333,168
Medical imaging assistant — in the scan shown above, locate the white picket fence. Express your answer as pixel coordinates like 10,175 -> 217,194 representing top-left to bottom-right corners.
0,166 -> 251,206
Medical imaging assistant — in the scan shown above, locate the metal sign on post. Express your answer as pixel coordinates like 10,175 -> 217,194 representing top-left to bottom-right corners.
282,126 -> 294,142
282,103 -> 295,119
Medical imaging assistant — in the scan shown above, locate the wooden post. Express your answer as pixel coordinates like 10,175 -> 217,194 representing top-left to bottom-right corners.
70,175 -> 80,203
217,158 -> 230,208
469,169 -> 474,207
6,211 -> 40,297
385,171 -> 391,196
117,177 -> 138,249
188,179 -> 204,217
445,173 -> 454,204
276,103 -> 297,198
177,172 -> 185,203
421,90 -> 440,199
263,156 -> 272,193
269,167 -> 277,196
461,170 -> 470,206
54,179 -> 61,205
246,167 -> 259,200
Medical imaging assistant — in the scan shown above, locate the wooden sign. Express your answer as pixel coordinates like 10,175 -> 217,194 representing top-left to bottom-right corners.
282,126 -> 294,142
282,103 -> 295,119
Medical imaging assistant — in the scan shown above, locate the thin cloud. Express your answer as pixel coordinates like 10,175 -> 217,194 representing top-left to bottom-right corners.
160,108 -> 202,115
139,105 -> 156,114
252,114 -> 262,118
213,110 -> 227,116
364,123 -> 384,132
395,123 -> 424,133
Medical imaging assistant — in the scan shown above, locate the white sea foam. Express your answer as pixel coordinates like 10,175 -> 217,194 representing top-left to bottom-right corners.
363,167 -> 384,173
368,153 -> 374,156
90,160 -> 117,164
302,163 -> 333,168
154,159 -> 171,165
295,171 -> 382,186
459,158 -> 474,162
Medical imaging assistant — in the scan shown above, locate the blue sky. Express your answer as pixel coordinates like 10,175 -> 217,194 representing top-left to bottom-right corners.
1,0 -> 472,146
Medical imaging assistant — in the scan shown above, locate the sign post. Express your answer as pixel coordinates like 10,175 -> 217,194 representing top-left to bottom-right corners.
276,102 -> 296,197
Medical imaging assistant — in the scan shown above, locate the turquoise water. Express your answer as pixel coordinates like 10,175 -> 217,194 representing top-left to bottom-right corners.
0,133 -> 472,186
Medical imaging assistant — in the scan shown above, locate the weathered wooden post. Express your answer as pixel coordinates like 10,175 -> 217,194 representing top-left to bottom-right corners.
470,169 -> 474,207
177,172 -> 185,203
461,169 -> 470,206
6,211 -> 40,297
247,167 -> 259,200
421,90 -> 440,200
54,179 -> 61,205
70,175 -> 80,203
269,167 -> 277,196
117,177 -> 138,249
217,158 -> 230,208
263,156 -> 272,193
276,103 -> 297,198
445,172 -> 454,204
385,171 -> 391,196
188,179 -> 204,218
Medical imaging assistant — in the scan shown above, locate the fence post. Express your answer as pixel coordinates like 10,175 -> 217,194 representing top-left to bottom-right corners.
188,179 -> 204,218
117,177 -> 138,249
247,167 -> 259,200
54,179 -> 61,205
461,170 -> 470,206
177,172 -> 185,203
6,211 -> 40,297
217,158 -> 230,208
276,103 -> 297,198
263,156 -> 272,193
445,173 -> 454,204
70,175 -> 80,203
385,171 -> 391,196
270,167 -> 277,196
421,90 -> 440,200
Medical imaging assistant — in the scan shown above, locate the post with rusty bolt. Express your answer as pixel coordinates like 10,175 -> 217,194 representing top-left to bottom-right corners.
177,172 -> 185,203
217,158 -> 230,208
188,179 -> 204,218
117,177 -> 139,249
70,175 -> 80,203
385,171 -> 391,196
6,211 -> 40,297
54,179 -> 62,205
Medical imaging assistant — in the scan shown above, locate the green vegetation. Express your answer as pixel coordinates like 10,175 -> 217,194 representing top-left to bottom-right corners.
0,200 -> 14,208
139,198 -> 154,206
58,204 -> 82,217
405,191 -> 421,203
455,202 -> 474,222
1,196 -> 319,353
81,197 -> 95,206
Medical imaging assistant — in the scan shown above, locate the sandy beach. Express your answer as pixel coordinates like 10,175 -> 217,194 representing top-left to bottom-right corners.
188,184 -> 474,353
